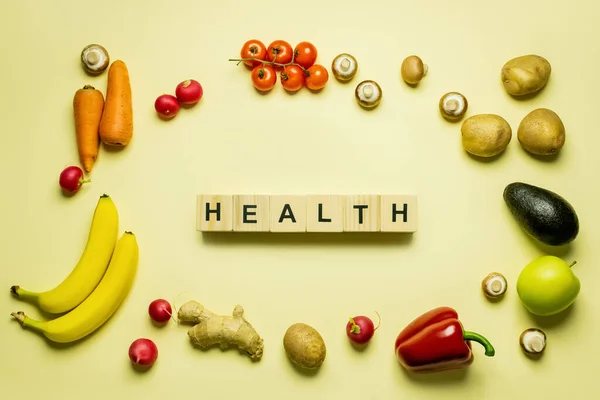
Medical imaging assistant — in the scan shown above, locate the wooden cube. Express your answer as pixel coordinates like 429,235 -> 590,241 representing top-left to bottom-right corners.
196,195 -> 233,231
306,195 -> 344,232
269,195 -> 307,232
380,195 -> 418,232
233,195 -> 270,232
344,195 -> 380,232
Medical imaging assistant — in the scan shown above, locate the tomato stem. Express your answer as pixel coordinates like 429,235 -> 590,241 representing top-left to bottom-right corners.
228,57 -> 308,72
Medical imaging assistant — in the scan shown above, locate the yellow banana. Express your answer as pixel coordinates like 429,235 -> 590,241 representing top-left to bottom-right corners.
11,231 -> 139,344
10,194 -> 118,314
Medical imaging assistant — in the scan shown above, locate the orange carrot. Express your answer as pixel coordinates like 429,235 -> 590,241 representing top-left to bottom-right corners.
73,85 -> 104,172
99,60 -> 133,146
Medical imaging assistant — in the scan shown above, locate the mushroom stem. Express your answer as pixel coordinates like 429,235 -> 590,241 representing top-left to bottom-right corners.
363,85 -> 374,98
340,58 -> 350,71
446,99 -> 459,112
87,51 -> 100,64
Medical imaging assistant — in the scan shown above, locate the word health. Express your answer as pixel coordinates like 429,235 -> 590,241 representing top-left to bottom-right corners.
196,194 -> 418,233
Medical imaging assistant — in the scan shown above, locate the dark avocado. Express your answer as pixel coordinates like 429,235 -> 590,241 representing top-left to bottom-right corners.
503,182 -> 579,246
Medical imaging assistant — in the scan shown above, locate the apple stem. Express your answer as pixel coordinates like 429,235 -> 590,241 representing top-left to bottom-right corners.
569,261 -> 577,268
374,311 -> 381,330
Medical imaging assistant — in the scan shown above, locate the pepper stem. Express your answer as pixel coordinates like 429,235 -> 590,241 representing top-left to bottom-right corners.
463,331 -> 495,357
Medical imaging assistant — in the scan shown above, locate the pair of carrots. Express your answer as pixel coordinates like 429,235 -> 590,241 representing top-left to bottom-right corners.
73,60 -> 133,172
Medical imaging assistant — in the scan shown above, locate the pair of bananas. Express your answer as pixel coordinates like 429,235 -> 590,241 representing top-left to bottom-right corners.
10,194 -> 139,344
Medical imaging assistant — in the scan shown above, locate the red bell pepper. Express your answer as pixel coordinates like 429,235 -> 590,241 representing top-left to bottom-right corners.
394,306 -> 495,373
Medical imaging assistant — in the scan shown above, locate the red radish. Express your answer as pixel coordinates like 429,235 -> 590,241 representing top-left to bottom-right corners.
346,312 -> 381,345
128,338 -> 158,368
148,299 -> 173,323
59,166 -> 90,193
175,79 -> 203,105
154,94 -> 180,119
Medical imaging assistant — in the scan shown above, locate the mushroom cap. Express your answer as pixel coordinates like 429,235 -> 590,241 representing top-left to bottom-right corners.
481,272 -> 507,299
401,55 -> 427,85
332,53 -> 358,82
355,80 -> 382,108
519,328 -> 546,354
439,92 -> 468,121
81,44 -> 110,75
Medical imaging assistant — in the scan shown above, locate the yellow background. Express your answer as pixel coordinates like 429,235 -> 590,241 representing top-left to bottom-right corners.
1,0 -> 599,399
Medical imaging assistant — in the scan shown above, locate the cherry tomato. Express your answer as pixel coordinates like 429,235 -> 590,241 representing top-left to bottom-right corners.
266,40 -> 293,66
240,39 -> 267,68
251,64 -> 277,91
305,64 -> 329,91
280,65 -> 305,92
294,42 -> 318,69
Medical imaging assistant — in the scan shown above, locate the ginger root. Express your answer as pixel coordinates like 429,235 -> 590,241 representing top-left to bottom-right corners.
177,300 -> 264,360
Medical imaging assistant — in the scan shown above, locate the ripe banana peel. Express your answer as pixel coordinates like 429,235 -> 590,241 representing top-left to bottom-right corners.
12,231 -> 139,344
10,194 -> 119,314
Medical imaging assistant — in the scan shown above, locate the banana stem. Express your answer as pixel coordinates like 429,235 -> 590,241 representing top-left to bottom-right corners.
10,286 -> 40,302
11,311 -> 46,333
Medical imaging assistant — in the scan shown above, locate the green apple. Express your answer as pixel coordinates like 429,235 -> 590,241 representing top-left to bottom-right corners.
516,255 -> 580,316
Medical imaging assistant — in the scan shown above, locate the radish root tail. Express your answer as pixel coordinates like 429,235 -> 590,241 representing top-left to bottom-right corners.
171,291 -> 194,324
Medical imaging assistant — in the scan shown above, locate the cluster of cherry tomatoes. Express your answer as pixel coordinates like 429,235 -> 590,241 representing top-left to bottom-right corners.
235,39 -> 329,93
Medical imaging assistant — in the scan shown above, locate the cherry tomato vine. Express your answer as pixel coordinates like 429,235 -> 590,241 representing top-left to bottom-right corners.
230,39 -> 329,93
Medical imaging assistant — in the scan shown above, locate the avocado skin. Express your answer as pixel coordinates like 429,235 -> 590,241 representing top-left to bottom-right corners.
503,182 -> 579,246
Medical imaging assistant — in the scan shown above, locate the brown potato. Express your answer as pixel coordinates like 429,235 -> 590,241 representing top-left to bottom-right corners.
501,55 -> 551,96
517,108 -> 565,155
461,114 -> 512,157
283,323 -> 326,369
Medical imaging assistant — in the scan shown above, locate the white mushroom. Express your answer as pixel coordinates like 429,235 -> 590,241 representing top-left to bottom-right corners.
355,80 -> 382,109
481,272 -> 507,299
519,328 -> 546,355
439,92 -> 468,121
81,44 -> 110,75
332,53 -> 358,82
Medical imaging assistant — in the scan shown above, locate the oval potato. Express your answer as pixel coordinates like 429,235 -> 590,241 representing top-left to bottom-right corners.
283,323 -> 326,369
461,114 -> 512,157
517,108 -> 565,155
501,55 -> 551,96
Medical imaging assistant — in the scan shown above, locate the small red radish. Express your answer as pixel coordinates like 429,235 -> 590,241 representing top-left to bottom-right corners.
128,338 -> 158,368
346,312 -> 381,345
175,79 -> 203,105
148,299 -> 172,323
154,94 -> 180,119
59,165 -> 90,193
